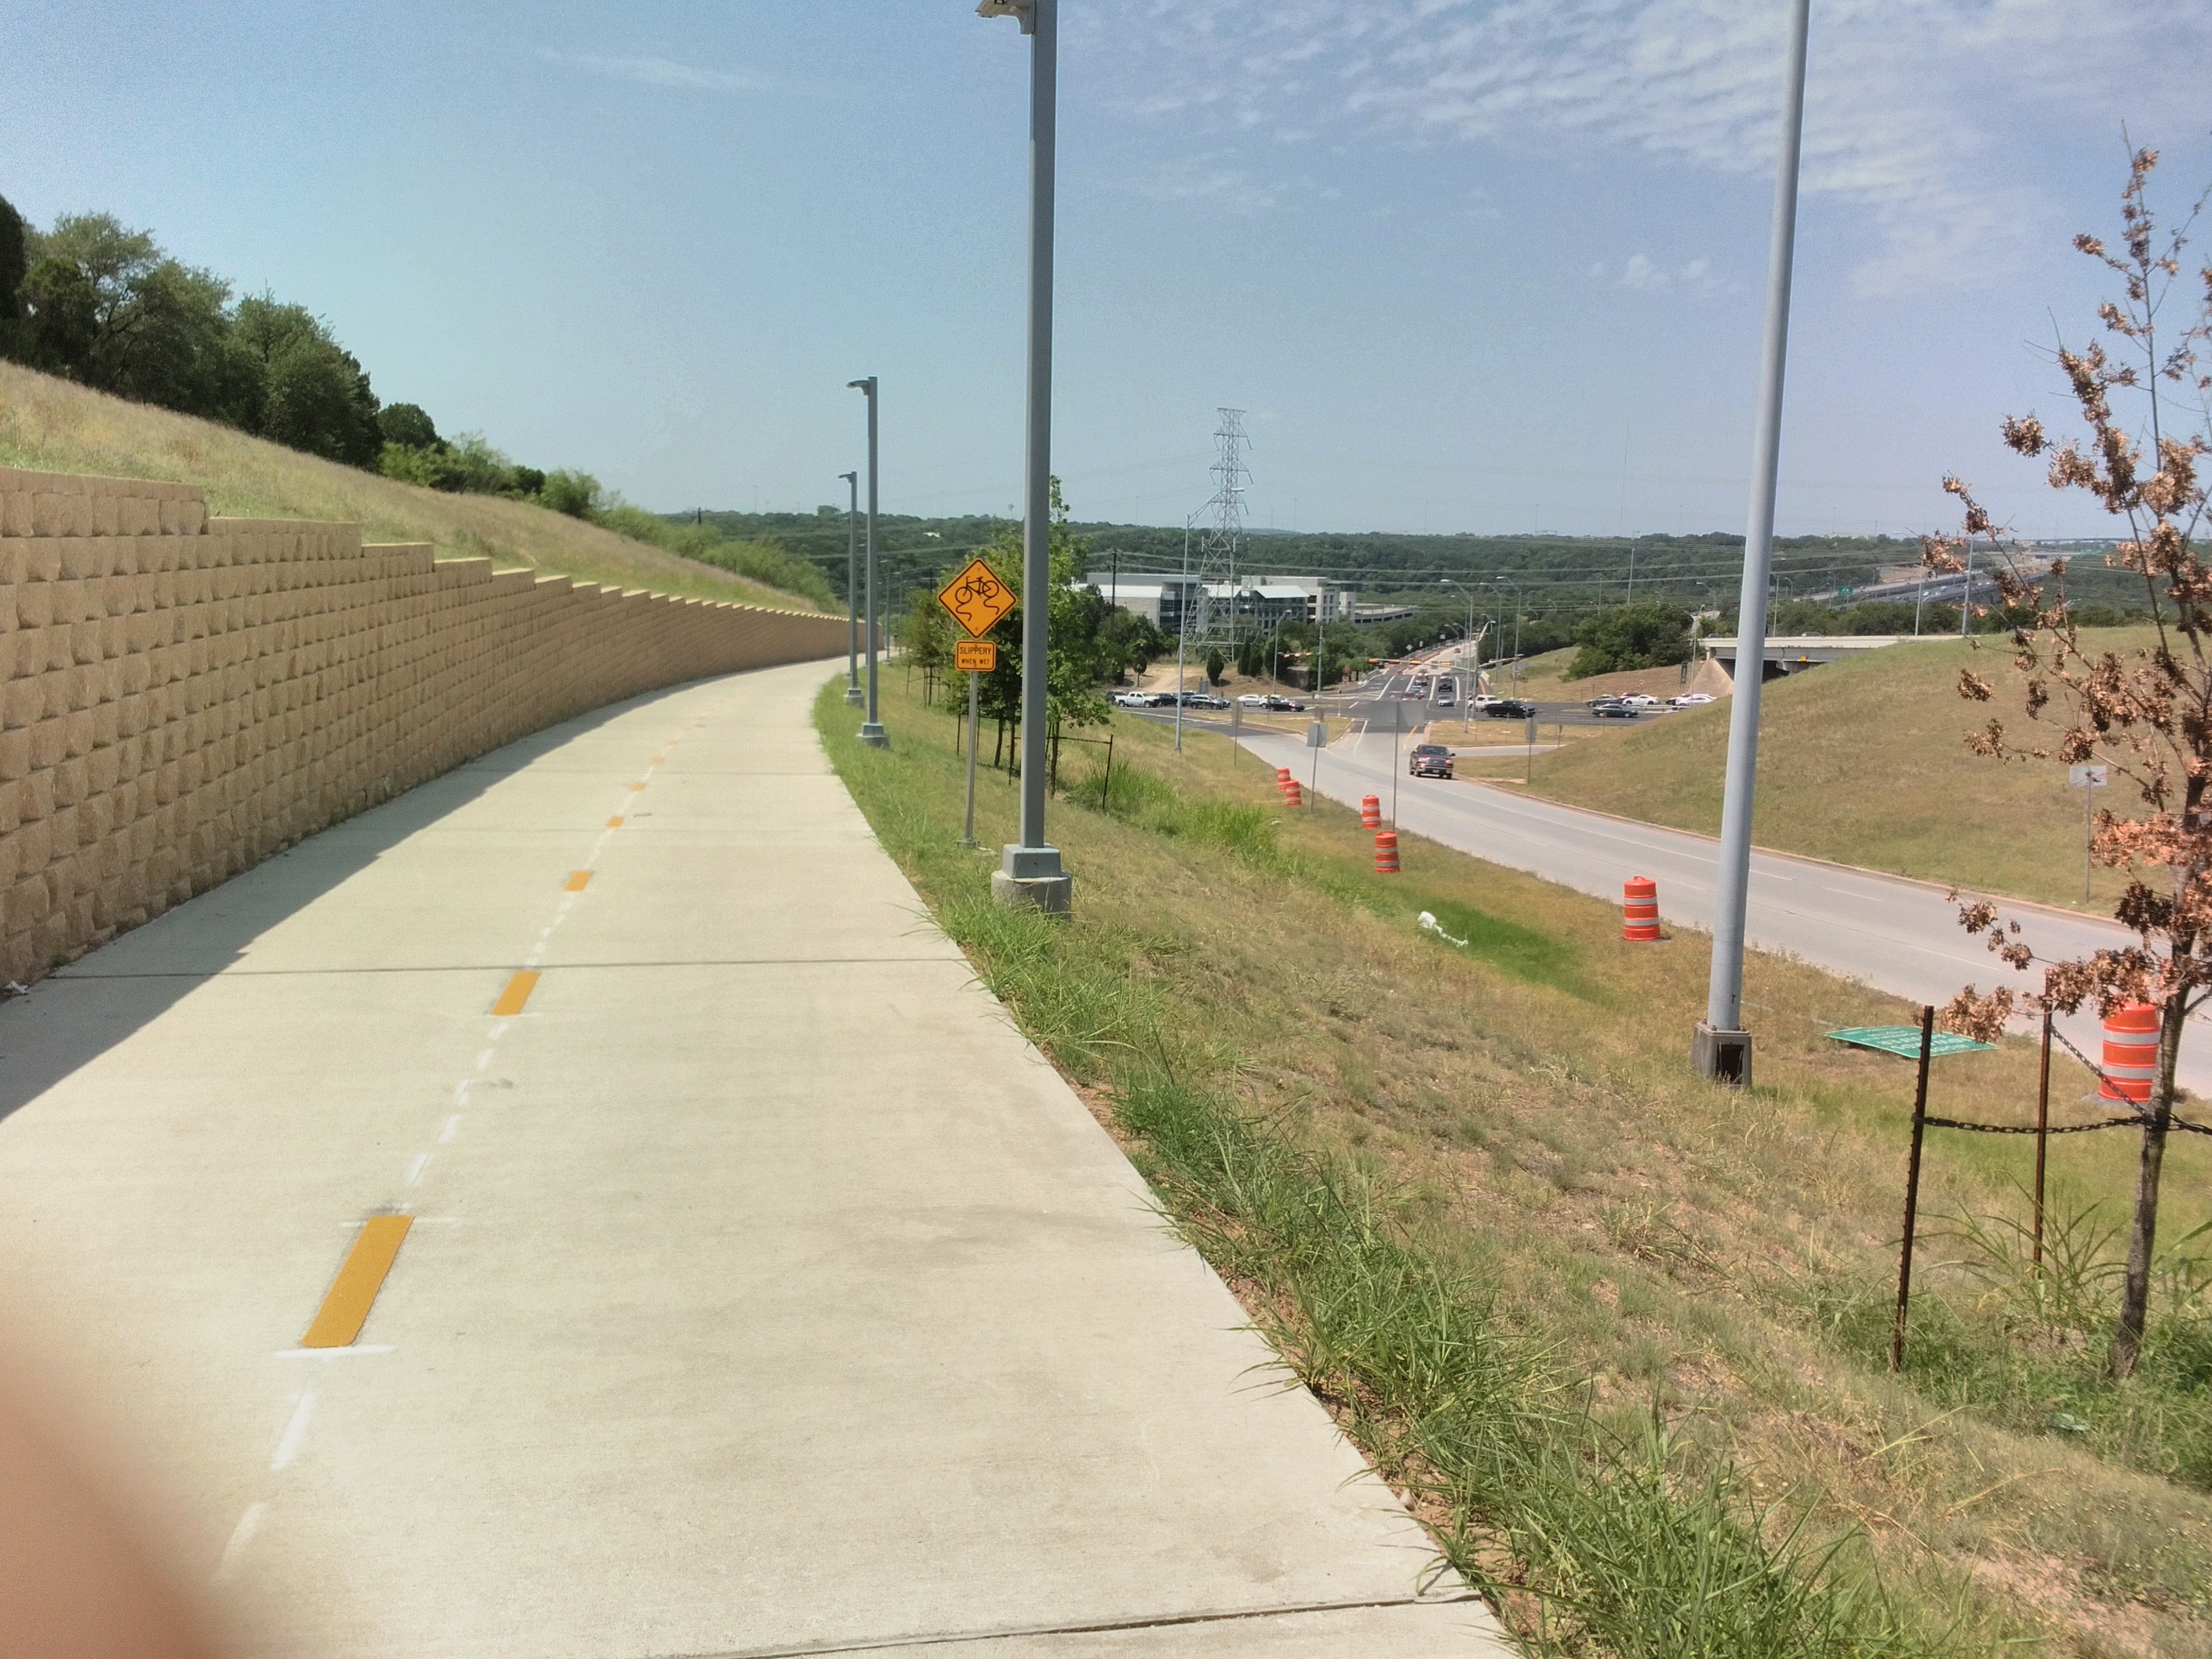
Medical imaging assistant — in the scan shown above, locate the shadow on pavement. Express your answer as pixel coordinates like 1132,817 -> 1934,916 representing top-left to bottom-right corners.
0,679 -> 718,1127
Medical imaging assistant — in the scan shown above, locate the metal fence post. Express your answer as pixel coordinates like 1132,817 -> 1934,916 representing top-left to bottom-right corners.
1891,1004 -> 1936,1372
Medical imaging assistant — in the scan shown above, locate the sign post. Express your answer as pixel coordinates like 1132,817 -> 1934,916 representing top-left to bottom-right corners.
939,560 -> 1017,851
2070,762 -> 2108,903
1390,698 -> 1403,825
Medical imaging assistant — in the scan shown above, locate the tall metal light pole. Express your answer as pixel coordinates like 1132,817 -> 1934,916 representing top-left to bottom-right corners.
1697,0 -> 1811,1087
1437,578 -> 1476,687
840,470 -> 862,704
980,0 -> 1070,912
846,377 -> 886,747
1495,577 -> 1523,684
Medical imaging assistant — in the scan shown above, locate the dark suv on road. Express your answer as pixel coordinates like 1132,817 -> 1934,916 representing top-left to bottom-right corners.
1483,699 -> 1535,719
1409,743 -> 1454,779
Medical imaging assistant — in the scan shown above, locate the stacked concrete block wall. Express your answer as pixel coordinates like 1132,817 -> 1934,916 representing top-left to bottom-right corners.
0,468 -> 844,983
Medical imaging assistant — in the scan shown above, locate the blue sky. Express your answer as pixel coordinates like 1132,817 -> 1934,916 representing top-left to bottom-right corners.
4,0 -> 2209,539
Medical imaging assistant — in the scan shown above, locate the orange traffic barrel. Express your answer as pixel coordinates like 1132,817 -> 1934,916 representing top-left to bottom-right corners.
2100,1002 -> 2160,1103
1284,779 -> 1304,807
1361,794 -> 1381,829
1275,766 -> 1294,798
1622,876 -> 1660,941
1374,832 -> 1399,874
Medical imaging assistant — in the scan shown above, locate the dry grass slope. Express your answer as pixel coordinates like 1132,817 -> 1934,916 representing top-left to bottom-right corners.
1494,630 -> 2158,911
0,361 -> 820,611
824,676 -> 2212,1655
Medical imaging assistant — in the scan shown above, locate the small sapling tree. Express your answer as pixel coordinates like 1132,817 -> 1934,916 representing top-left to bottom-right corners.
1931,145 -> 2212,1377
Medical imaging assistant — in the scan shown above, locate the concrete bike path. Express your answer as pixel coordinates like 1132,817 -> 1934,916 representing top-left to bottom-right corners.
0,660 -> 1506,1659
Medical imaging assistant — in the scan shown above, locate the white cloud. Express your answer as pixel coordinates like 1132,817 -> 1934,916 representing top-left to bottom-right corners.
539,51 -> 771,94
1073,0 -> 2212,295
1601,252 -> 1727,294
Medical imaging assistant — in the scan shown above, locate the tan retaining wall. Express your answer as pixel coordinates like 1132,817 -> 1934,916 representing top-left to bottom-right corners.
0,467 -> 844,983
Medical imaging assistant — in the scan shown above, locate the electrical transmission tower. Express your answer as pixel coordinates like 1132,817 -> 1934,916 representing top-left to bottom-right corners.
1185,409 -> 1248,663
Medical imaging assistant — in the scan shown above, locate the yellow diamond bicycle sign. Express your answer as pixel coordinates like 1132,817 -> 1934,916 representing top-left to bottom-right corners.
937,558 -> 1017,638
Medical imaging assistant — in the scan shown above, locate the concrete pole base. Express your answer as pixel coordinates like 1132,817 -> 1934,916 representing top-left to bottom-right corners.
1692,1021 -> 1753,1087
859,723 -> 888,748
844,685 -> 865,705
994,844 -> 1072,915
991,869 -> 1073,915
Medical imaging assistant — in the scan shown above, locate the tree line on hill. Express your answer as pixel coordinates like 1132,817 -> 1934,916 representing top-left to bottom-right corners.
0,192 -> 832,607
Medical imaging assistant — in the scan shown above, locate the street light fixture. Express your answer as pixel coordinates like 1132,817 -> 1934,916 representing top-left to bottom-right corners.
979,0 -> 1071,912
1437,577 -> 1477,697
846,377 -> 885,747
840,470 -> 862,705
1494,577 -> 1523,686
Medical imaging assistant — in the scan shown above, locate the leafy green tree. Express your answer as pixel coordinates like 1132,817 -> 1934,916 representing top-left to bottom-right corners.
379,402 -> 439,449
905,584 -> 954,682
1204,646 -> 1226,686
15,255 -> 96,375
539,469 -> 601,518
230,296 -> 380,464
0,192 -> 25,357
11,214 -> 245,419
14,216 -> 232,414
967,480 -> 1115,741
1564,602 -> 1694,679
1099,609 -> 1162,681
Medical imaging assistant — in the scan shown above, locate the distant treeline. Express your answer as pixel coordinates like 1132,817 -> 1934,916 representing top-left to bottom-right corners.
692,504 -> 1900,616
0,192 -> 829,605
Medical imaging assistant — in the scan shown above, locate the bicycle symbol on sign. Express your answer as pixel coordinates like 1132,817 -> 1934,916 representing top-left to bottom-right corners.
937,557 -> 1019,637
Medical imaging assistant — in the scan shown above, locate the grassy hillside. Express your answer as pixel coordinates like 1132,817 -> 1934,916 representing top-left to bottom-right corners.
1487,630 -> 2154,910
0,361 -> 823,611
822,671 -> 2212,1653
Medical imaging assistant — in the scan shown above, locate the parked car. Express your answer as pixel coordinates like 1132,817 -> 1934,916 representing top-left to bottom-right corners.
1263,695 -> 1306,712
1591,701 -> 1640,718
1483,699 -> 1536,718
1409,743 -> 1454,778
1620,694 -> 1662,708
1666,692 -> 1716,708
1180,692 -> 1229,710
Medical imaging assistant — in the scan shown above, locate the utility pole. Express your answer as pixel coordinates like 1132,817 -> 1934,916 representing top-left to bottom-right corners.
846,378 -> 886,746
840,470 -> 862,705
980,0 -> 1070,912
1696,0 -> 1810,1088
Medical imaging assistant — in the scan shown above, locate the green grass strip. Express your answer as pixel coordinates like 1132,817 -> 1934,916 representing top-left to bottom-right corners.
818,682 -> 1941,1657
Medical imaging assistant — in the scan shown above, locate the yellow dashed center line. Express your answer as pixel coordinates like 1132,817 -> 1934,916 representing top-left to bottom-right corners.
492,970 -> 540,1017
302,1216 -> 413,1349
565,871 -> 592,893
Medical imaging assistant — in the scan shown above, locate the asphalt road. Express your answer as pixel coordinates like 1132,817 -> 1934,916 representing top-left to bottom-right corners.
1225,718 -> 2207,1100
1348,672 -> 1692,731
